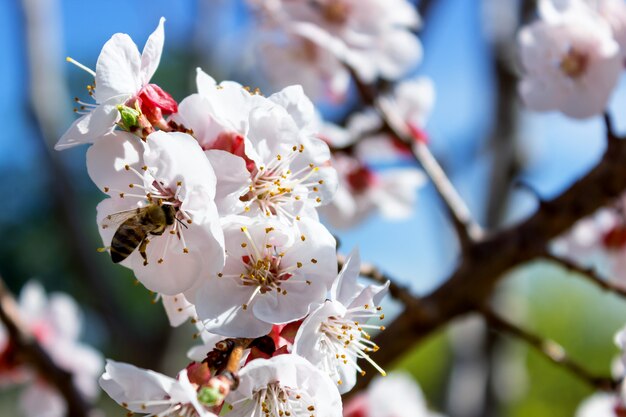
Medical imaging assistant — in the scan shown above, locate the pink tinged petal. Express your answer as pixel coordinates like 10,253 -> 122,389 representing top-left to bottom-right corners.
205,150 -> 251,216
140,17 -> 165,85
46,293 -> 82,342
19,383 -> 66,417
374,29 -> 423,80
138,84 -> 178,115
86,131 -> 145,193
372,168 -> 426,219
94,34 -> 142,103
55,96 -> 125,150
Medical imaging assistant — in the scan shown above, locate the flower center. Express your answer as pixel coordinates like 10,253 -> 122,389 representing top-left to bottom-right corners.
559,48 -> 588,79
346,165 -> 376,194
101,164 -> 193,265
317,305 -> 386,385
253,383 -> 315,417
320,0 -> 350,24
239,144 -> 323,218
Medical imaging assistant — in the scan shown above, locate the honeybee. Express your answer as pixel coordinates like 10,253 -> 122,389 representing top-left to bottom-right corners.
102,203 -> 177,265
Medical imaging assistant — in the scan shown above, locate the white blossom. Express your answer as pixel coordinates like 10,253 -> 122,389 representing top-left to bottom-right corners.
251,0 -> 422,86
57,17 -> 177,149
551,198 -> 626,286
100,360 -> 217,417
87,130 -> 224,295
193,216 -> 336,338
343,372 -> 444,417
226,354 -> 342,417
517,0 -> 622,118
321,153 -> 425,228
293,249 -> 388,393
575,393 -> 625,417
0,282 -> 103,417
174,71 -> 338,222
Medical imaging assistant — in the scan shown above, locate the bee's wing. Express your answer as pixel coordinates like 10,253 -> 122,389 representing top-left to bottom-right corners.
100,208 -> 145,230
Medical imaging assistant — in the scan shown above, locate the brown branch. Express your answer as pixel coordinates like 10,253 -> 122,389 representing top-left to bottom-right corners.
483,309 -> 617,391
351,117 -> 626,392
0,278 -> 90,417
543,252 -> 626,299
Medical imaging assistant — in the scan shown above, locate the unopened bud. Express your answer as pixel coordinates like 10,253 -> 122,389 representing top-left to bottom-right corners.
197,386 -> 224,407
117,105 -> 141,130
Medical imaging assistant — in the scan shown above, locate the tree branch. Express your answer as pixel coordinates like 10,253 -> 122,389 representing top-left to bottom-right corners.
483,309 -> 617,391
351,118 -> 626,391
0,277 -> 90,417
348,68 -> 484,248
543,252 -> 626,299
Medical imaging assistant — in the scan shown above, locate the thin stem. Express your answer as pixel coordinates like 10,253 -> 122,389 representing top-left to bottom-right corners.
483,309 -> 617,391
0,277 -> 90,417
348,67 -> 483,248
543,252 -> 626,299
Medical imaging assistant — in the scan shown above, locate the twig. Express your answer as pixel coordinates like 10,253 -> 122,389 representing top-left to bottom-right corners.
348,68 -> 484,248
0,278 -> 90,417
543,252 -> 626,299
351,116 -> 626,392
483,309 -> 617,391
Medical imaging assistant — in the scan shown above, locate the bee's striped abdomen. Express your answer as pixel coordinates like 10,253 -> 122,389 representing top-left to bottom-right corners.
110,218 -> 148,263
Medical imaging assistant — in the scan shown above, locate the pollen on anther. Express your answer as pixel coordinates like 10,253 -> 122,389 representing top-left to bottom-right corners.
241,242 -> 248,248
124,165 -> 130,171
241,226 -> 248,232
242,304 -> 248,310
186,219 -> 192,224
218,273 -> 223,277
176,181 -> 182,186
183,248 -> 189,254
311,258 -> 318,264
141,165 -> 148,171
301,235 -> 306,241
104,187 -> 110,192
158,258 -> 164,264
119,192 -> 125,198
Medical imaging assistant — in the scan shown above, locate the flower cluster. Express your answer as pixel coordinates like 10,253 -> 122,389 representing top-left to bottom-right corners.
57,18 -> 401,417
0,282 -> 103,417
517,0 -> 626,118
249,0 -> 422,101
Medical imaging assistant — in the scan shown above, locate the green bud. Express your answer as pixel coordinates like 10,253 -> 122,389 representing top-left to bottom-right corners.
117,104 -> 141,129
197,386 -> 223,407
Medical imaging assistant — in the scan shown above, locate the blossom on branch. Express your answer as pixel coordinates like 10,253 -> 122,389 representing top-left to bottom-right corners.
100,360 -> 218,417
87,131 -> 225,295
193,216 -> 336,337
175,72 -> 339,222
293,249 -> 388,393
226,354 -> 342,417
250,0 -> 422,98
343,372 -> 444,417
517,0 -> 622,119
57,17 -> 177,149
0,282 -> 103,417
